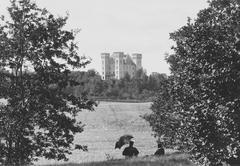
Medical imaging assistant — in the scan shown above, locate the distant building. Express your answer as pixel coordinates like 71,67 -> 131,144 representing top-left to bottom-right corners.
101,52 -> 142,80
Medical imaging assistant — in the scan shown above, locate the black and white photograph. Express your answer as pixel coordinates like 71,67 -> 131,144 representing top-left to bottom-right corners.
0,0 -> 240,165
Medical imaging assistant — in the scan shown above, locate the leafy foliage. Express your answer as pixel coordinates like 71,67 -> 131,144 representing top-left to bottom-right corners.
143,77 -> 191,152
145,0 -> 240,165
0,0 -> 95,165
66,69 -> 168,101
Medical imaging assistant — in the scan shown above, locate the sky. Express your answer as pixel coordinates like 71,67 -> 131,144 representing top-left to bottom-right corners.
0,0 -> 209,75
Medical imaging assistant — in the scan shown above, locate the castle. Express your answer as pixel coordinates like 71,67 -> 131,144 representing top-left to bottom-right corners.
101,52 -> 142,80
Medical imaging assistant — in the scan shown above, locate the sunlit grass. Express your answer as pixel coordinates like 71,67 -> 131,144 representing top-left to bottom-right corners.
42,153 -> 194,166
37,102 -> 185,165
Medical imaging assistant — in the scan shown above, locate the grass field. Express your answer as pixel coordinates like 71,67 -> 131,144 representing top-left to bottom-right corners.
42,153 -> 194,166
36,102 -> 161,165
35,101 -> 190,165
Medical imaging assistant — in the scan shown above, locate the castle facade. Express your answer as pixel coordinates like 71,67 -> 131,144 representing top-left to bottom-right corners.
101,52 -> 142,80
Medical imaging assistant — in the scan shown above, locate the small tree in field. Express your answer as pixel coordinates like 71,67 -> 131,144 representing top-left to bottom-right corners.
145,0 -> 240,165
143,76 -> 194,152
0,0 -> 95,165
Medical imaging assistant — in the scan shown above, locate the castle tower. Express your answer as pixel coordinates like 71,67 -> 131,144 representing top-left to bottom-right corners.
132,53 -> 142,70
113,52 -> 124,79
101,53 -> 110,80
101,52 -> 143,80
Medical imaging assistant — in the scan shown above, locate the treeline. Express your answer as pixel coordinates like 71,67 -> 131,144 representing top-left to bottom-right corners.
144,1 -> 240,165
66,69 -> 168,101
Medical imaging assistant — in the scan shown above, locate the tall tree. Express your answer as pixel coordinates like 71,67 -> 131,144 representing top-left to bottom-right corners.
143,77 -> 190,150
0,0 -> 95,165
145,0 -> 240,165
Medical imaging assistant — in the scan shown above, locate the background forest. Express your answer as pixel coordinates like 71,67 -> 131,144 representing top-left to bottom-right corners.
66,69 -> 167,101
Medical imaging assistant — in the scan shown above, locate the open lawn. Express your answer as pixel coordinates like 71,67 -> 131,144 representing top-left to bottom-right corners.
36,102 -> 182,165
42,153 -> 194,166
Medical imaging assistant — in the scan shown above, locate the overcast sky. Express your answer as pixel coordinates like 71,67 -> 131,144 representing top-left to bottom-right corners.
0,0 -> 209,75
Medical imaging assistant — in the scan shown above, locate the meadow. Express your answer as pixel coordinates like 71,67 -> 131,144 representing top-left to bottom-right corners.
42,153 -> 193,166
35,101 -> 193,166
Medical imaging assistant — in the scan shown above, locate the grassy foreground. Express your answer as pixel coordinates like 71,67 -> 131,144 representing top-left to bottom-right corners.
37,102 -> 192,165
42,153 -> 194,166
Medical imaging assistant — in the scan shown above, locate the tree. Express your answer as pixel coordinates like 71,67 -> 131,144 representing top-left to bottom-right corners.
145,0 -> 240,165
143,76 -> 173,137
0,0 -> 95,165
